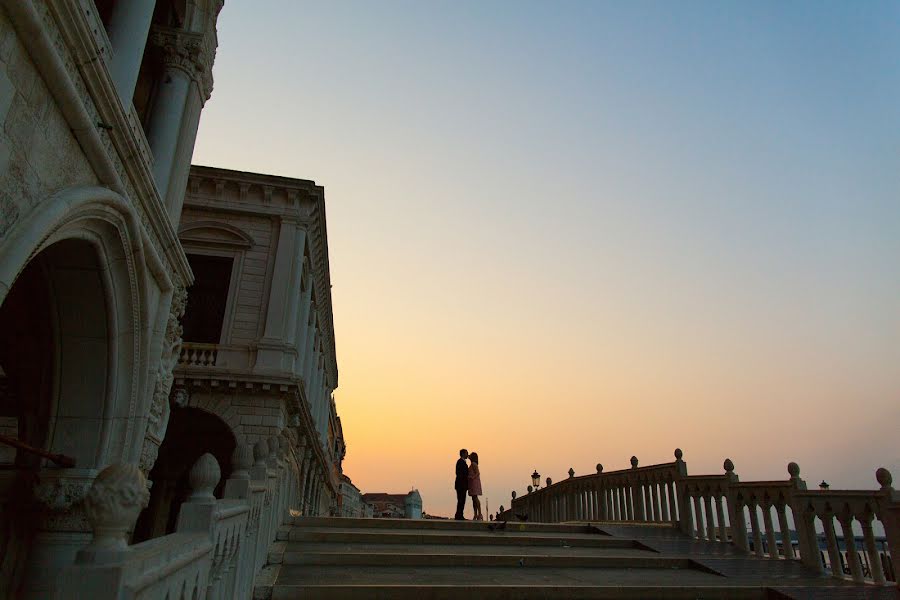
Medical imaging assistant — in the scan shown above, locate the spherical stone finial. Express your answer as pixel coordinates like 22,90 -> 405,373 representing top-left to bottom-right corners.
231,444 -> 253,480
511,491 -> 516,500
253,441 -> 268,467
499,505 -> 504,513
630,456 -> 639,469
82,464 -> 151,554
527,485 -> 533,493
596,464 -> 603,474
787,462 -> 800,478
724,459 -> 734,473
546,477 -> 552,486
876,467 -> 893,490
568,468 -> 575,478
188,453 -> 221,504
674,448 -> 683,461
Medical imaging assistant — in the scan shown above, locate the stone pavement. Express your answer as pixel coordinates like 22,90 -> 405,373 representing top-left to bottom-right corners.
254,517 -> 899,599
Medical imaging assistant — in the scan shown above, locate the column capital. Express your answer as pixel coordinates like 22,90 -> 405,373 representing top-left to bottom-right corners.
149,26 -> 215,101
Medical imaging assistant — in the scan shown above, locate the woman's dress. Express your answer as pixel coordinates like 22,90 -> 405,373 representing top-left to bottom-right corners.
468,463 -> 482,497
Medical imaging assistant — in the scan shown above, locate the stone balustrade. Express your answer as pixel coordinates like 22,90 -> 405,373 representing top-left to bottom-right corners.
178,342 -> 219,366
58,440 -> 304,599
505,449 -> 899,587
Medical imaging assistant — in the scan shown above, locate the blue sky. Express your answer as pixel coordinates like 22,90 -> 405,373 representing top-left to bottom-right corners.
194,2 -> 900,516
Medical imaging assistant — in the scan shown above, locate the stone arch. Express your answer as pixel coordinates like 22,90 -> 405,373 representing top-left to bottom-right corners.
0,186 -> 168,598
0,186 -> 165,468
133,405 -> 235,541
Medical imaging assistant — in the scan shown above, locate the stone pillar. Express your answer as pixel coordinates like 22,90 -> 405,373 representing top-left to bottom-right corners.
163,88 -> 202,227
257,218 -> 301,369
106,0 -> 156,106
283,230 -> 307,353
145,28 -> 210,208
292,269 -> 313,378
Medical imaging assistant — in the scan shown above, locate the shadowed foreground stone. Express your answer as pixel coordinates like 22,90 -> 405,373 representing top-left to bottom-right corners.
253,517 -> 896,600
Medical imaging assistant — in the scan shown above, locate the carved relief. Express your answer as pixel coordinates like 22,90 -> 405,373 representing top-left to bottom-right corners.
142,284 -> 187,475
149,26 -> 216,102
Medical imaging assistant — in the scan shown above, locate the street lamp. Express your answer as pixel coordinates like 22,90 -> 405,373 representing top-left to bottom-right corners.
819,480 -> 829,490
531,469 -> 541,490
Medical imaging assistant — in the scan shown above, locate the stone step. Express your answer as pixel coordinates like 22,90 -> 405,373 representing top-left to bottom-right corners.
280,550 -> 713,570
278,541 -> 656,559
290,515 -> 607,534
286,527 -> 648,549
264,564 -> 769,600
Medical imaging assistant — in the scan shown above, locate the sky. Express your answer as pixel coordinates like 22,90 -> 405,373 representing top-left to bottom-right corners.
193,1 -> 900,518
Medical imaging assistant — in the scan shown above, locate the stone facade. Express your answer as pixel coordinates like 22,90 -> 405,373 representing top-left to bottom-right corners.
0,1 -> 224,597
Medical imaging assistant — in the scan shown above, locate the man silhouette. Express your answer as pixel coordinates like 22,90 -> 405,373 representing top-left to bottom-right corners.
454,449 -> 469,520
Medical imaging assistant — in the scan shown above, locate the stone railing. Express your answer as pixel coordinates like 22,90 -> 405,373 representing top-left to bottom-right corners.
505,449 -> 899,587
178,342 -> 219,367
58,435 -> 304,599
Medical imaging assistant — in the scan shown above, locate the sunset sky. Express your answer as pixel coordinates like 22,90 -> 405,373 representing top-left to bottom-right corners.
193,2 -> 900,517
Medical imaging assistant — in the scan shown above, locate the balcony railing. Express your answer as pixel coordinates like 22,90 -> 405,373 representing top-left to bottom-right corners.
179,342 -> 219,367
504,450 -> 899,587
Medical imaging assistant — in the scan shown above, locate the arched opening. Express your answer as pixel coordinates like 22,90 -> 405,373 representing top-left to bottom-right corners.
133,406 -> 235,542
0,238 -> 111,598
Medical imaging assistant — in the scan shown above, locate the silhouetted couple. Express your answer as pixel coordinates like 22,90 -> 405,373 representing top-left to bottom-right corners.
454,449 -> 483,520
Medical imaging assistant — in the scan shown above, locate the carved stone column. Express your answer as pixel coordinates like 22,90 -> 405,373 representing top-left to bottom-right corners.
106,0 -> 157,106
146,27 -> 214,214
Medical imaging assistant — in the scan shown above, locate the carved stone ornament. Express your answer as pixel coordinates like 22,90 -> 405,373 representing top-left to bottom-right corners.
33,469 -> 99,512
149,26 -> 216,101
188,453 -> 221,504
82,464 -> 150,554
147,284 -> 187,442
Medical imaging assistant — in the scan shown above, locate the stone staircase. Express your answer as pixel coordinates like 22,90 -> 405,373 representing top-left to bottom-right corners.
254,517 -> 897,599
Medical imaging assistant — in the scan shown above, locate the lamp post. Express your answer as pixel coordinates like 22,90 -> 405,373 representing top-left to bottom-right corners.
532,469 -> 541,490
819,480 -> 829,490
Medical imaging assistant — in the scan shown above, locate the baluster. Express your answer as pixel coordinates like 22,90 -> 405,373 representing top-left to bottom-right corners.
775,501 -> 794,559
748,501 -> 764,557
705,495 -> 717,541
679,484 -> 695,536
649,482 -> 658,521
653,481 -> 669,521
730,497 -> 749,552
666,480 -> 676,522
762,501 -> 779,558
860,512 -> 885,584
693,495 -> 706,539
822,513 -> 844,579
661,481 -> 670,521
715,495 -> 727,542
838,514 -> 864,582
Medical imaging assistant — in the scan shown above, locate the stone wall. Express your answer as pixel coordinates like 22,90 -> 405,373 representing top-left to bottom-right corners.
0,9 -> 98,241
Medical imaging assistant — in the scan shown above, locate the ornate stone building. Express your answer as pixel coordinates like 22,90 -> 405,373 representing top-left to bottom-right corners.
0,2 -> 343,598
135,165 -> 343,538
0,0 -> 224,596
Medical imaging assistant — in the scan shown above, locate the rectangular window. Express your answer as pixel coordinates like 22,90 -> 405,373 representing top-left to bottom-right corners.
182,254 -> 234,344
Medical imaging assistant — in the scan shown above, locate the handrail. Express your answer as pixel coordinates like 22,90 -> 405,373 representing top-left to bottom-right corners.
0,434 -> 75,467
505,451 -> 899,587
